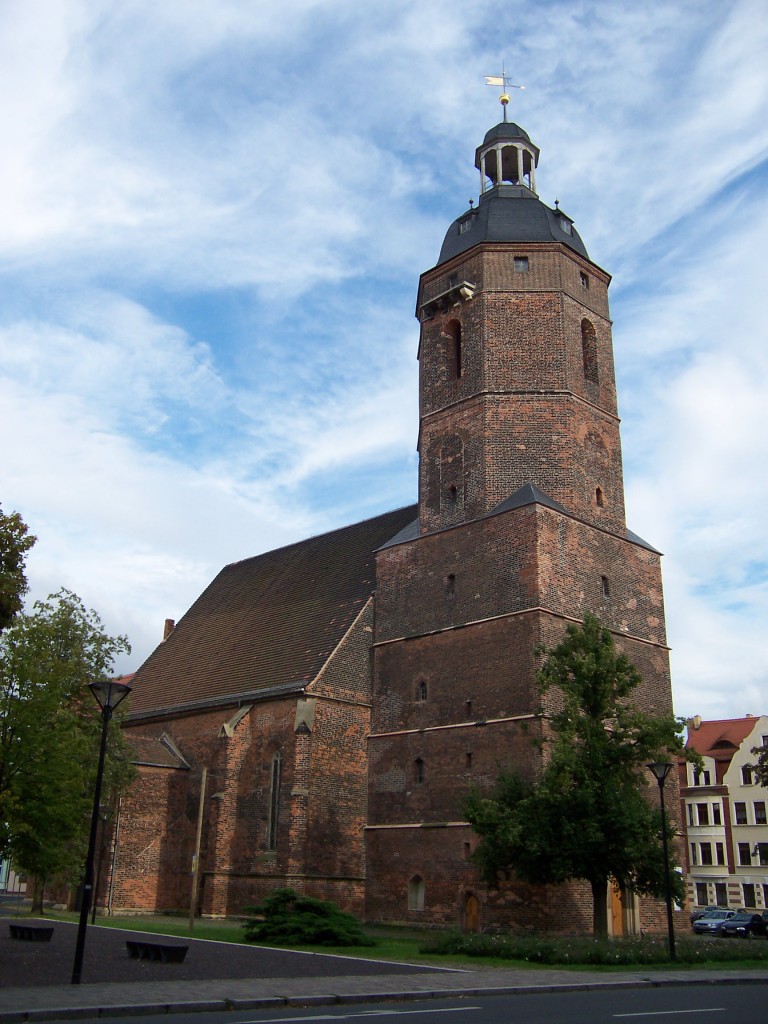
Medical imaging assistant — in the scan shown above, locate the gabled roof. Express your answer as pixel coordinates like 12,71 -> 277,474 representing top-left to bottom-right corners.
686,716 -> 760,760
124,505 -> 417,720
130,734 -> 190,769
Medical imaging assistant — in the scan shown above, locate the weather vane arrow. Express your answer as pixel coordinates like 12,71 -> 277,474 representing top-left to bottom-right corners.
485,63 -> 525,122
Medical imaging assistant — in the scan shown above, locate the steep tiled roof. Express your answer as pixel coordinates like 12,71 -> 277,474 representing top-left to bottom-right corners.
130,734 -> 190,769
124,505 -> 417,720
686,717 -> 759,760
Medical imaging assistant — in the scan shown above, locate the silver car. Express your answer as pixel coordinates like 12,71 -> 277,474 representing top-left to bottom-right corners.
692,909 -> 737,934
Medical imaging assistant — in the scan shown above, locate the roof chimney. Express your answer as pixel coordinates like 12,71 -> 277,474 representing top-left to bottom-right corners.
163,618 -> 175,641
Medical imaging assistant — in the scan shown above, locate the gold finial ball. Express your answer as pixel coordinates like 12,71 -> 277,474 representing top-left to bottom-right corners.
500,93 -> 510,105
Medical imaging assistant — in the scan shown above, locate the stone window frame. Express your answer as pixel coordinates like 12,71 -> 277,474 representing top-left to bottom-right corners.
267,751 -> 282,851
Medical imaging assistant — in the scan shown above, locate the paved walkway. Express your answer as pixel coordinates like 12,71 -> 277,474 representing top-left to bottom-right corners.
0,914 -> 766,1022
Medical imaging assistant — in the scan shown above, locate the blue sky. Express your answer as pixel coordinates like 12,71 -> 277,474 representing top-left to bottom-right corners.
1,0 -> 766,720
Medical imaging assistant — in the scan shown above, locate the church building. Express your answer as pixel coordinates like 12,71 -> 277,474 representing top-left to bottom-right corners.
110,109 -> 674,936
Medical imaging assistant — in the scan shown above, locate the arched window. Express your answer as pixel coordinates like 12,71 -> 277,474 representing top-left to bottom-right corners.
581,319 -> 598,383
408,875 -> 425,911
417,680 -> 427,702
444,320 -> 462,380
414,758 -> 425,785
267,751 -> 282,851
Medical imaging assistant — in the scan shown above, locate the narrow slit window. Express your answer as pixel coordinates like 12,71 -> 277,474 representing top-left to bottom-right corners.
581,319 -> 598,383
415,758 -> 424,785
445,573 -> 456,597
267,751 -> 282,851
417,680 -> 427,702
600,575 -> 610,598
595,487 -> 604,507
444,319 -> 462,380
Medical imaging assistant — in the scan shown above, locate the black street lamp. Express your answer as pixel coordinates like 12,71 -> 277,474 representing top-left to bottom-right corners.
71,680 -> 131,985
647,760 -> 676,962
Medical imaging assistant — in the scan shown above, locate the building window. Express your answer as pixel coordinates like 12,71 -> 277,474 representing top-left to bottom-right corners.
716,842 -> 725,865
445,573 -> 456,597
600,575 -> 610,598
742,765 -> 754,785
734,802 -> 748,825
408,875 -> 425,911
690,843 -> 697,865
581,319 -> 599,384
417,680 -> 427,702
463,842 -> 471,861
514,256 -> 529,272
763,883 -> 768,906
580,271 -> 589,289
595,487 -> 604,507
415,758 -> 424,785
743,883 -> 757,908
754,801 -> 767,825
459,217 -> 472,235
757,843 -> 768,867
559,217 -> 573,235
444,320 -> 462,380
695,882 -> 708,906
715,882 -> 728,907
713,803 -> 722,825
465,699 -> 472,717
687,804 -> 695,827
696,803 -> 709,826
693,768 -> 711,786
465,751 -> 472,770
738,842 -> 752,866
267,751 -> 282,851
699,842 -> 713,866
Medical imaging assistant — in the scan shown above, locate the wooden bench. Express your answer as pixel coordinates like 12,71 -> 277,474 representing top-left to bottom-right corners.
9,924 -> 54,942
126,939 -> 189,963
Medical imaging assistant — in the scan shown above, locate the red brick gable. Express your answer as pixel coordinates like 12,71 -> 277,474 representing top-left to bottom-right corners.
124,505 -> 417,719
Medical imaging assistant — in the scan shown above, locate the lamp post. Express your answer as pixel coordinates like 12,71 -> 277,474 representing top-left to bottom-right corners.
71,680 -> 131,985
647,761 -> 676,962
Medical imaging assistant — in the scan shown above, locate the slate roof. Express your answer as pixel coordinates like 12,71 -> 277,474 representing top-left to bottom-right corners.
686,717 -> 761,761
124,504 -> 417,721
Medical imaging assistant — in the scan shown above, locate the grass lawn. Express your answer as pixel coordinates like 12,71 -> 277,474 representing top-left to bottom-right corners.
32,910 -> 768,972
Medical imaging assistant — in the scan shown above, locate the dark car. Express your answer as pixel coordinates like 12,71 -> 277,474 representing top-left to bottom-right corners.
692,908 -> 737,934
719,911 -> 768,938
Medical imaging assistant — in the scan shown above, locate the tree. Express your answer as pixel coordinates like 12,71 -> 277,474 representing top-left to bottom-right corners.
465,613 -> 688,938
0,505 -> 36,632
750,743 -> 768,788
0,589 -> 133,909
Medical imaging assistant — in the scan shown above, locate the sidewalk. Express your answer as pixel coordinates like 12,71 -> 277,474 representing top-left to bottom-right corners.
2,964 -> 767,1022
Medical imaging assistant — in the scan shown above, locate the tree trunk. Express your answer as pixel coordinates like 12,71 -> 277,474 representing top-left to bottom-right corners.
591,877 -> 608,939
30,876 -> 44,915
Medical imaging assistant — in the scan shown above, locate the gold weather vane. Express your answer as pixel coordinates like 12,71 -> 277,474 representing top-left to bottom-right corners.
484,64 -> 525,122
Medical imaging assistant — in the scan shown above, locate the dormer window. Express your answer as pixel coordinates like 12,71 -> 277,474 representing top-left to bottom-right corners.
560,218 -> 572,235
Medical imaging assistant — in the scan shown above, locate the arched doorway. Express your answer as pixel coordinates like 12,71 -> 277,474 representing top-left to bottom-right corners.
464,893 -> 480,933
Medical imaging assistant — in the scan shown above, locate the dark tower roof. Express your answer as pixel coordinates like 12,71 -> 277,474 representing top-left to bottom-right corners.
438,120 -> 589,265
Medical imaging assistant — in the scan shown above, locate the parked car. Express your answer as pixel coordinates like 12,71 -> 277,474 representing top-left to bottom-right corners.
692,909 -> 737,934
719,911 -> 768,938
690,904 -> 719,924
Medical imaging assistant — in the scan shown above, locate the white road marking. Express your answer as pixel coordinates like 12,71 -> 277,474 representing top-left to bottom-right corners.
614,1011 -> 726,1018
238,1008 -> 479,1022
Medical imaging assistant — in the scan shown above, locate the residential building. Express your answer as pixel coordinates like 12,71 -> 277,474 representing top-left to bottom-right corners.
680,715 -> 768,913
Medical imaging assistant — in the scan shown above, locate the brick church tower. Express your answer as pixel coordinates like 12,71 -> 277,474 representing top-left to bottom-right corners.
366,114 -> 673,933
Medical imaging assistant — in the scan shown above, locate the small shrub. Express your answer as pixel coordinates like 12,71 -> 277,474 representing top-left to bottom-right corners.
242,888 -> 375,947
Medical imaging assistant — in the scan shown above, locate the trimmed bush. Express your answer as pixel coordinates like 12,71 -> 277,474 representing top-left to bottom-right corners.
242,888 -> 375,947
420,930 -> 768,965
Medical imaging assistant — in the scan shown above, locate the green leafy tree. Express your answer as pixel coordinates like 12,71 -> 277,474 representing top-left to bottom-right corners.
750,743 -> 768,788
0,589 -> 133,910
0,505 -> 36,632
465,613 -> 688,938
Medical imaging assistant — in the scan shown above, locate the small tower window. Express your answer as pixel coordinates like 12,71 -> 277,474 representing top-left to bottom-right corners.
414,758 -> 425,784
595,487 -> 604,507
417,680 -> 427,702
465,751 -> 472,770
514,256 -> 529,272
580,271 -> 589,289
581,319 -> 598,383
465,699 -> 472,717
600,575 -> 610,598
445,573 -> 456,597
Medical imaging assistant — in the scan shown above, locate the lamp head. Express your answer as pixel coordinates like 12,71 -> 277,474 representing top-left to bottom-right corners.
89,679 -> 132,711
647,761 -> 674,785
